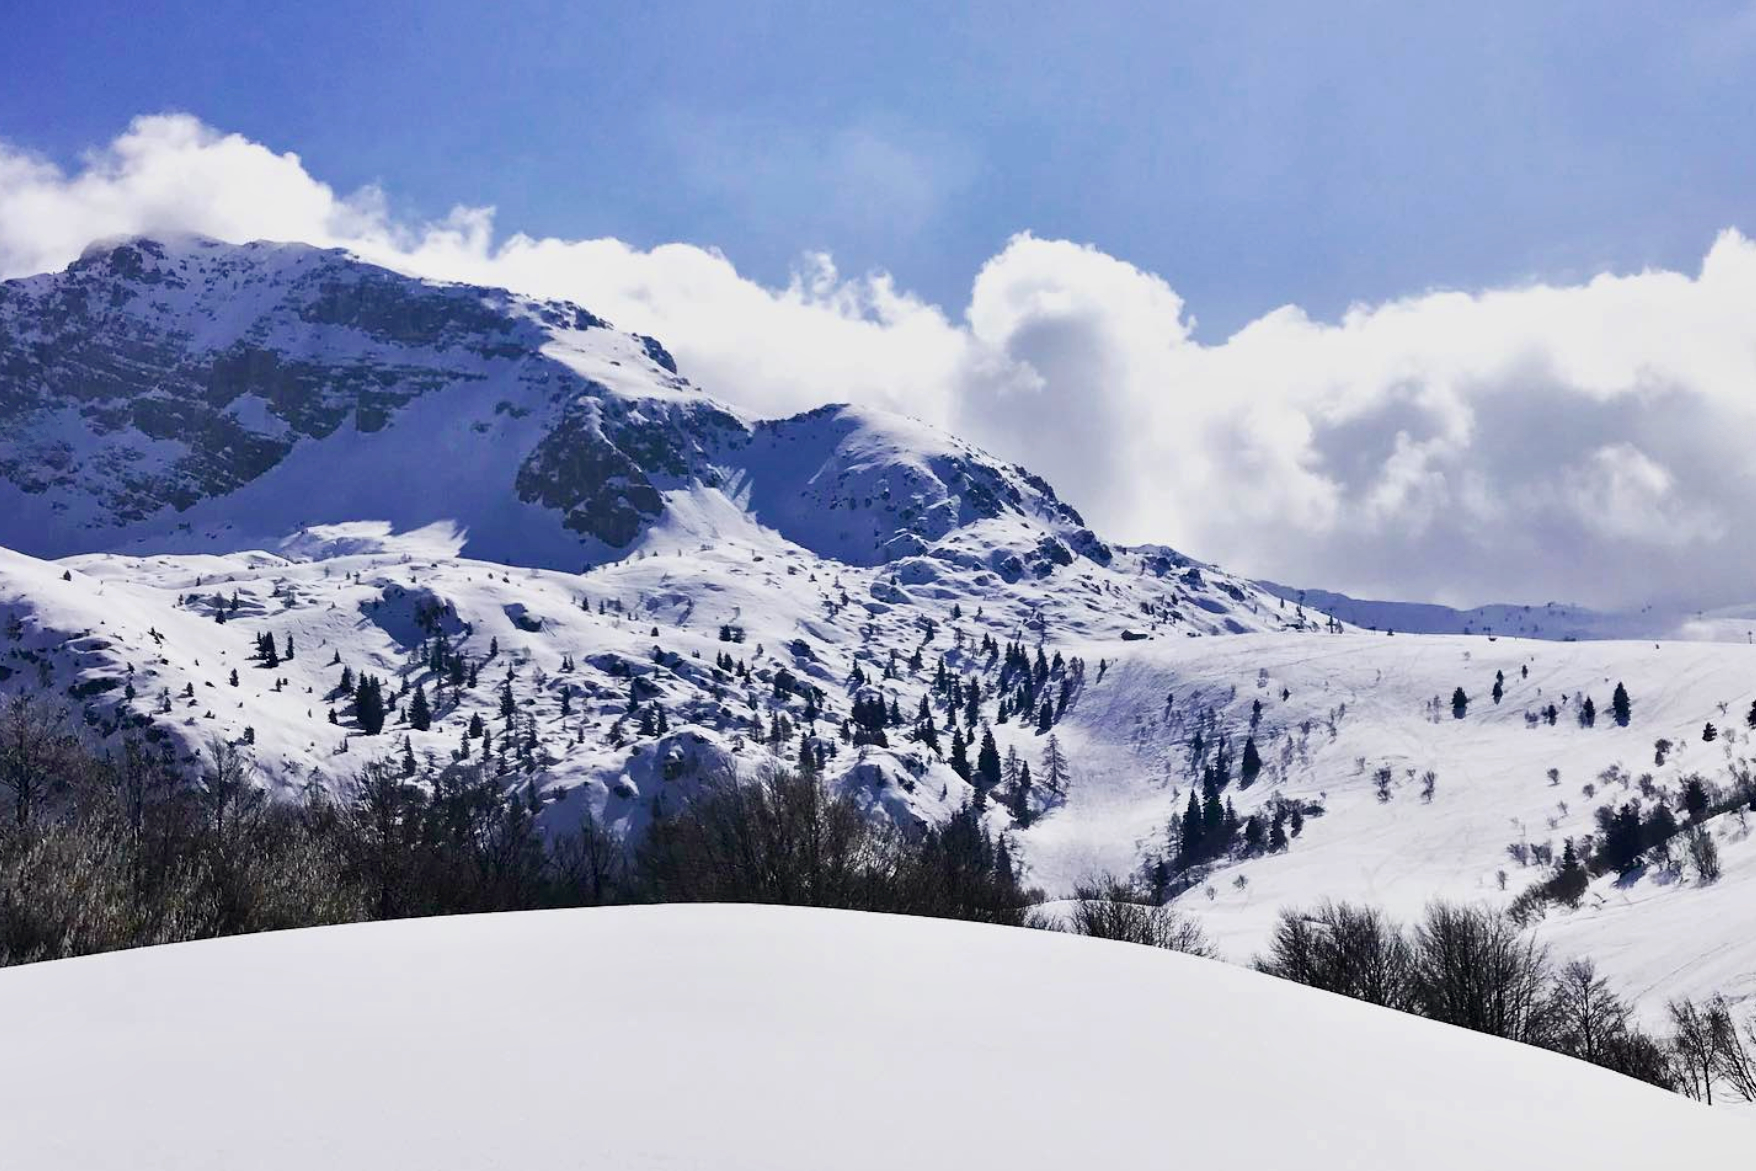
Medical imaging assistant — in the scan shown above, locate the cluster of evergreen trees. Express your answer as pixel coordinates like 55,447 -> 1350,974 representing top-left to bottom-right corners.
1157,717 -> 1295,879
1518,772 -> 1751,912
250,630 -> 294,666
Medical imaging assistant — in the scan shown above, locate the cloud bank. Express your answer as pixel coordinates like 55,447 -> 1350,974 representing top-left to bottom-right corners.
4,114 -> 1755,610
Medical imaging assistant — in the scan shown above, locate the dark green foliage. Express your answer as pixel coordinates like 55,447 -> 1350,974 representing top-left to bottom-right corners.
408,686 -> 432,732
1682,776 -> 1710,823
353,675 -> 386,736
976,726 -> 1002,793
1239,735 -> 1262,788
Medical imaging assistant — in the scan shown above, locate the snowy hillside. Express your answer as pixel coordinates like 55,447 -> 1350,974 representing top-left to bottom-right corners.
1262,581 -> 1756,644
1019,628 -> 1756,1018
2,904 -> 1745,1169
0,496 -> 1313,844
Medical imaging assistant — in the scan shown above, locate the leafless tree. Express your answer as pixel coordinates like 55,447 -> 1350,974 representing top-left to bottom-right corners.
1066,874 -> 1214,956
1254,901 -> 1416,1010
1409,902 -> 1552,1043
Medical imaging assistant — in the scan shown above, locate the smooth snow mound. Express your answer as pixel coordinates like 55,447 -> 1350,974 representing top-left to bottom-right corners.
5,907 -> 1748,1168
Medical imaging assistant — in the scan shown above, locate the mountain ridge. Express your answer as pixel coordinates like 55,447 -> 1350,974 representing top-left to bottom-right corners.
0,235 -> 1117,579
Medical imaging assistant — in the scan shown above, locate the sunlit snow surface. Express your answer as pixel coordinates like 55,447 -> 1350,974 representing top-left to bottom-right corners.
2,905 -> 1748,1169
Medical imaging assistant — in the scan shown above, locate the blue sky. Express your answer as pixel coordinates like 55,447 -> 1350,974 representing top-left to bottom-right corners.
6,1 -> 1753,338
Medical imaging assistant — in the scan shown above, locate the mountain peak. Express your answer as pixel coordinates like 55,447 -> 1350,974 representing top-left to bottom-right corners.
0,237 -> 1134,576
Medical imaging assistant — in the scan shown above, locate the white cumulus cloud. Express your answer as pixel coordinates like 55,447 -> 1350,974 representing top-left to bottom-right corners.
4,114 -> 1756,610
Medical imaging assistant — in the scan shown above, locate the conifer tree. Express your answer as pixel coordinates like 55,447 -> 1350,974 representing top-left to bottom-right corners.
1611,682 -> 1631,727
1041,734 -> 1070,794
353,675 -> 386,735
1268,807 -> 1289,852
1451,687 -> 1469,719
949,727 -> 972,781
408,685 -> 432,732
1010,761 -> 1034,827
1239,735 -> 1262,788
1682,775 -> 1710,822
976,726 -> 1002,792
1178,790 -> 1205,869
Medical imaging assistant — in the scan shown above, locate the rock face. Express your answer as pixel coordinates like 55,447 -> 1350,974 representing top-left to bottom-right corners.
0,235 -> 1107,572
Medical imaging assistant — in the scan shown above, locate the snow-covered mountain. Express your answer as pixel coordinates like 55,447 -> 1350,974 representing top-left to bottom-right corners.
1261,581 -> 1756,644
0,235 -> 1315,832
0,234 -> 1120,579
3,905 -> 1746,1169
3,237 -> 1754,1028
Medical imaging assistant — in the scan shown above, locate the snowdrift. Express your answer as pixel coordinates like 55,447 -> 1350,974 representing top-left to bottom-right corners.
1,905 -> 1745,1169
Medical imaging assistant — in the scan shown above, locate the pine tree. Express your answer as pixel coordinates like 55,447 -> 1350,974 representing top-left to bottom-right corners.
949,727 -> 972,781
1551,838 -> 1588,905
1041,734 -> 1070,794
1492,670 -> 1504,705
1611,682 -> 1631,727
1178,790 -> 1205,869
408,685 -> 432,732
1579,696 -> 1596,728
1268,807 -> 1289,852
976,726 -> 1002,792
1239,735 -> 1262,787
353,675 -> 386,735
1036,699 -> 1054,733
1451,687 -> 1469,719
1009,761 -> 1033,828
228,668 -> 239,687
1682,775 -> 1710,822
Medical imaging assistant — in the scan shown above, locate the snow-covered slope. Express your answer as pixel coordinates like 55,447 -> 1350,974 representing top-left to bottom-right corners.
1018,628 -> 1756,1018
1,904 -> 1744,1170
0,498 -> 1312,842
1262,581 -> 1756,644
